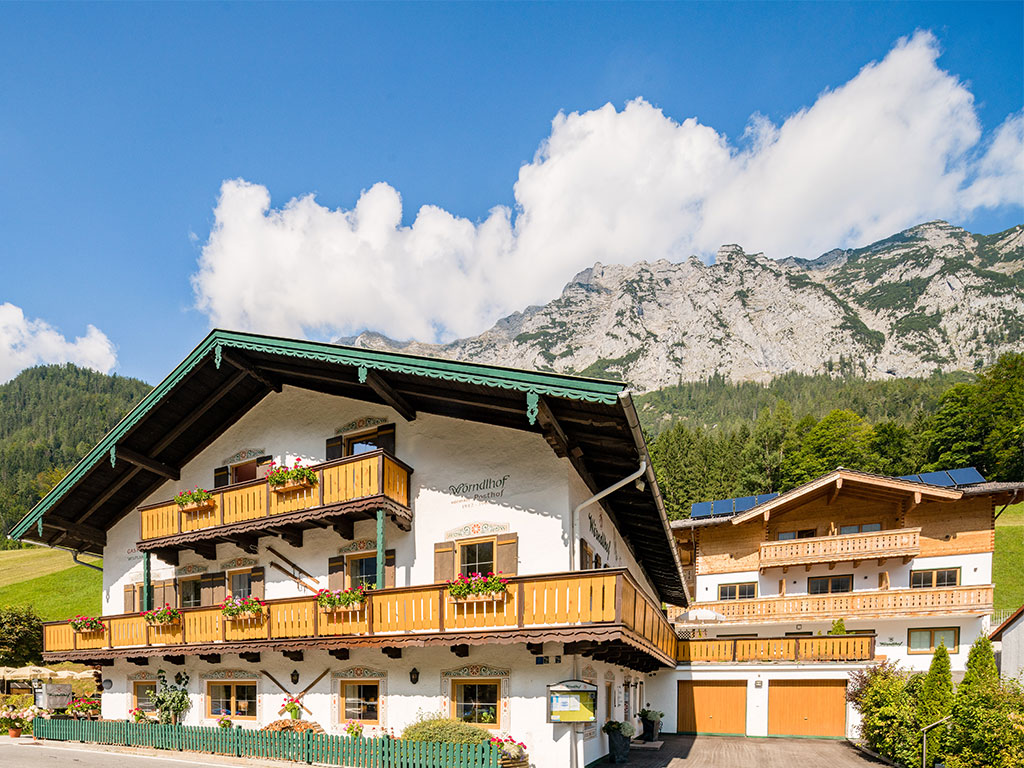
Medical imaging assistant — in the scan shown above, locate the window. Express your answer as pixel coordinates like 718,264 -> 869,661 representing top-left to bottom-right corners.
808,575 -> 853,594
911,569 -> 960,589
718,582 -> 757,600
908,627 -> 959,654
349,553 -> 378,589
459,538 -> 495,578
343,425 -> 395,457
778,529 -> 816,541
839,522 -> 882,535
207,681 -> 258,719
340,681 -> 379,723
452,679 -> 500,728
214,456 -> 271,488
229,570 -> 252,599
180,578 -> 201,608
784,632 -> 813,637
133,681 -> 157,713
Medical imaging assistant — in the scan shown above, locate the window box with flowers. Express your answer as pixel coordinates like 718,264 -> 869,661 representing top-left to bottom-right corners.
316,586 -> 370,613
446,572 -> 509,603
66,699 -> 101,720
491,736 -> 529,768
266,459 -> 318,494
68,615 -> 105,634
142,604 -> 181,626
221,595 -> 266,621
175,487 -> 215,513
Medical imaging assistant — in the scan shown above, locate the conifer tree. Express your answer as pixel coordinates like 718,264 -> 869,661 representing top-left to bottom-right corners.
916,642 -> 954,767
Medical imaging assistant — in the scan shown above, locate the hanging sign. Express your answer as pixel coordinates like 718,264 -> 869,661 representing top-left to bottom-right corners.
547,680 -> 598,723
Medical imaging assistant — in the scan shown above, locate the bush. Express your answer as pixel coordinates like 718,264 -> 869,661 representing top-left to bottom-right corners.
828,618 -> 847,635
0,605 -> 43,666
856,665 -> 919,768
401,713 -> 490,744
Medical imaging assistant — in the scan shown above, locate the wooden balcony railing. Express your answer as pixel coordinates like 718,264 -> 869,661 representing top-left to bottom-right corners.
42,569 -> 677,664
678,633 -> 875,663
139,450 -> 411,542
668,585 -> 993,625
759,527 -> 921,569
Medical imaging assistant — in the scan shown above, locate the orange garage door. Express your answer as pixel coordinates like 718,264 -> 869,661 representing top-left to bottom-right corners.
677,680 -> 747,735
768,680 -> 847,738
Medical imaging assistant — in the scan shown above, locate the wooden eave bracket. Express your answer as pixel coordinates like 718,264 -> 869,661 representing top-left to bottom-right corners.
827,477 -> 843,505
363,370 -> 416,422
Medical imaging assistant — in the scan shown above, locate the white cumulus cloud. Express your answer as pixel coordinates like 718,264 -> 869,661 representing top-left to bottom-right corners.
0,303 -> 117,383
193,31 -> 1024,344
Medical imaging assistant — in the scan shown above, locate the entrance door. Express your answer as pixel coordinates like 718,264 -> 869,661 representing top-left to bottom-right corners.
676,680 -> 747,735
767,680 -> 847,737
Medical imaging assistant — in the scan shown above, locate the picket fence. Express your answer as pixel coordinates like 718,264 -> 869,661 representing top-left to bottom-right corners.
32,718 -> 501,768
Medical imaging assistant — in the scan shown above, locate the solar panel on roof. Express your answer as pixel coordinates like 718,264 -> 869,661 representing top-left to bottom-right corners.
899,474 -> 922,483
690,501 -> 712,519
919,471 -> 956,487
712,499 -> 734,516
948,467 -> 986,485
754,492 -> 779,505
733,496 -> 757,512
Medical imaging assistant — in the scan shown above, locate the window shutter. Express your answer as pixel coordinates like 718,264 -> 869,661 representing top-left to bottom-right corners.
579,540 -> 593,570
376,425 -> 396,455
328,556 -> 346,591
124,584 -> 137,613
778,578 -> 786,597
495,533 -> 519,577
433,542 -> 455,583
256,456 -> 273,479
201,572 -> 226,606
384,549 -> 396,588
153,581 -> 165,609
326,437 -> 343,461
214,466 -> 230,488
249,567 -> 265,600
878,571 -> 890,590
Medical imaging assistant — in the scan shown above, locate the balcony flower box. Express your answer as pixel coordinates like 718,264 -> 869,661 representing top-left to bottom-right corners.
450,591 -> 508,604
446,572 -> 510,603
142,604 -> 181,626
176,487 -> 214,513
68,615 -> 105,633
221,595 -> 266,621
266,460 -> 318,493
317,586 -> 369,613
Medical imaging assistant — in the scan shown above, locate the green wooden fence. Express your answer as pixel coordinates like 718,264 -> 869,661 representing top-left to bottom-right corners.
32,719 -> 501,768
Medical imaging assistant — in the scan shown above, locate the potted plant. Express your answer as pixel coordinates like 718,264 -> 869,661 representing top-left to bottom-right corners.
283,695 -> 303,720
343,720 -> 363,738
266,459 -> 318,493
153,670 -> 191,726
0,705 -> 42,738
490,735 -> 529,768
446,572 -> 510,603
68,615 -> 105,633
317,586 -> 370,613
221,594 -> 266,621
129,707 -> 153,724
175,487 -> 215,513
216,714 -> 232,729
142,603 -> 181,626
638,708 -> 664,741
602,720 -> 635,763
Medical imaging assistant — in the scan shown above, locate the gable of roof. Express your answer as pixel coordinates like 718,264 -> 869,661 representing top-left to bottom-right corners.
9,329 -> 686,604
992,604 -> 1024,641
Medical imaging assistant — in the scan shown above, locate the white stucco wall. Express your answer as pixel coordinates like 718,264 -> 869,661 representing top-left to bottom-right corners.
997,614 -> 1024,681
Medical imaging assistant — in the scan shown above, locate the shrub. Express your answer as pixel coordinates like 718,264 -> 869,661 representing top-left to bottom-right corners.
0,605 -> 43,666
828,618 -> 847,635
857,665 -> 919,768
401,713 -> 490,744
917,643 -> 954,767
153,670 -> 191,725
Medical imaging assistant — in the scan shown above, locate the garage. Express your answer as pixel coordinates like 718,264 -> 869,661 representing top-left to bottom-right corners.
768,680 -> 847,738
676,680 -> 747,735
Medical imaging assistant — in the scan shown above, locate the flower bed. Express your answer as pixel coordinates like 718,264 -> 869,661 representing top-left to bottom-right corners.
220,595 -> 266,620
68,615 -> 105,633
316,586 -> 369,612
266,459 -> 318,492
142,603 -> 181,625
446,572 -> 509,601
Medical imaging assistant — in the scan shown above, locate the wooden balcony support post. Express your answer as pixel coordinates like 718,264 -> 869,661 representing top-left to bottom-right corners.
375,508 -> 385,590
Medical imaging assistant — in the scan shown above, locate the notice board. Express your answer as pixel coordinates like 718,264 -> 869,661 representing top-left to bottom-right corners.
547,680 -> 598,723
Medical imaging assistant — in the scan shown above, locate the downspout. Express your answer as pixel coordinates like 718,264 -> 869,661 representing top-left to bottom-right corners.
6,534 -> 103,572
72,551 -> 103,572
571,462 -> 647,571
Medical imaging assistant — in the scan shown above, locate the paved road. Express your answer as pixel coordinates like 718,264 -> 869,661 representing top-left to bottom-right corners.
0,737 -> 283,768
614,734 -> 889,767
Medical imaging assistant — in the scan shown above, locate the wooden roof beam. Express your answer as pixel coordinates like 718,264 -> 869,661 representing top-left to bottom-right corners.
827,477 -> 843,505
364,371 -> 416,422
116,446 -> 180,481
222,350 -> 282,393
536,396 -> 570,458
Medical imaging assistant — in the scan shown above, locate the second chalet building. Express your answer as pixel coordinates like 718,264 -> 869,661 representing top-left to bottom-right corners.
12,330 -> 685,768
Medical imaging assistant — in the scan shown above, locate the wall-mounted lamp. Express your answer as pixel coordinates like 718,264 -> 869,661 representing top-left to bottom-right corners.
291,670 -> 300,685
409,668 -> 419,685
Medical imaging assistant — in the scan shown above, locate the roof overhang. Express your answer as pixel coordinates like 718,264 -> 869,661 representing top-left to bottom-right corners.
10,329 -> 687,605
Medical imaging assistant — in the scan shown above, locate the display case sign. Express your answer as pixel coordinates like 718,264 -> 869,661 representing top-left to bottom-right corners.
547,680 -> 598,723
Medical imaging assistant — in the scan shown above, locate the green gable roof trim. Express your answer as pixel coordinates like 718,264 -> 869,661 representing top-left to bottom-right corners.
11,329 -> 626,540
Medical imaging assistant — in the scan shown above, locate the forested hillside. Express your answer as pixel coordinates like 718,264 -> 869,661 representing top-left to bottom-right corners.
0,365 -> 151,545
647,353 -> 1024,520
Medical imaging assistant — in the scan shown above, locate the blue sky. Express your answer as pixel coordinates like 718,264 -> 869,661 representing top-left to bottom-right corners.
0,2 -> 1021,384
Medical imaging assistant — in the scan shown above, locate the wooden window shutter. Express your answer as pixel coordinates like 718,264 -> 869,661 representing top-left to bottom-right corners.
124,584 -> 137,613
495,533 -> 519,577
384,549 -> 396,588
213,466 -> 230,489
165,579 -> 179,608
778,578 -> 786,597
201,572 -> 226,606
878,571 -> 890,591
249,567 -> 265,600
328,556 -> 346,591
256,456 -> 273,478
580,540 -> 593,570
377,424 -> 396,455
325,437 -> 343,461
434,542 -> 455,583
152,581 -> 165,608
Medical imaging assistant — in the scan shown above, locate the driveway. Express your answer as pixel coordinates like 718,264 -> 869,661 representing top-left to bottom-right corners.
615,734 -> 887,767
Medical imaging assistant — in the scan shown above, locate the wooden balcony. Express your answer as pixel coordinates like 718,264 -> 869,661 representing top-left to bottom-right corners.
42,569 -> 677,671
677,634 -> 875,663
137,450 -> 412,557
759,527 -> 921,570
668,585 -> 993,625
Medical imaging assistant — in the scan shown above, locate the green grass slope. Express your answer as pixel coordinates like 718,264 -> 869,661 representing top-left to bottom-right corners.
995,501 -> 1023,613
0,547 -> 102,620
